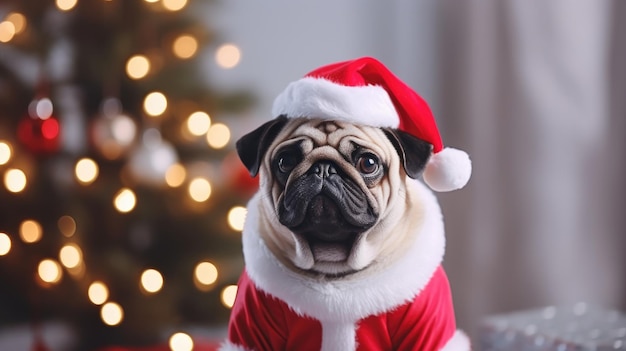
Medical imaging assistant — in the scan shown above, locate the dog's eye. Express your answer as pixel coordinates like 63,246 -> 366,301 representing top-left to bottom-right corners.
356,154 -> 380,174
278,153 -> 299,173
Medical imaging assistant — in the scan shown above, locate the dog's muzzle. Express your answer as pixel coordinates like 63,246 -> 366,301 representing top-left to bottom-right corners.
278,160 -> 378,260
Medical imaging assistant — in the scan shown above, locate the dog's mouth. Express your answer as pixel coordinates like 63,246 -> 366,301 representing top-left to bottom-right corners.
277,161 -> 379,273
292,195 -> 360,263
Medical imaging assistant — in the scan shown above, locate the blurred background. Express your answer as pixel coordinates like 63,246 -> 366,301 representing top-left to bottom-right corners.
0,0 -> 624,350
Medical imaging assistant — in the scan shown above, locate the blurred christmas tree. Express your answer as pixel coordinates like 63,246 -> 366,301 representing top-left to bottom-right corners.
0,0 -> 257,350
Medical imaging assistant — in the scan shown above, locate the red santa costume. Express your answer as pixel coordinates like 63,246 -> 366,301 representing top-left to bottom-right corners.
221,57 -> 472,351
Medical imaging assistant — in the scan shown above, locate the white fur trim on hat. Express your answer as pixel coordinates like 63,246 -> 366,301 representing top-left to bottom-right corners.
424,147 -> 472,192
271,77 -> 400,128
218,341 -> 250,351
440,330 -> 472,351
242,179 -> 445,323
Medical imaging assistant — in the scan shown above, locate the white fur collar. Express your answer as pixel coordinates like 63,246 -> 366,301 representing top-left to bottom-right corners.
242,180 -> 446,322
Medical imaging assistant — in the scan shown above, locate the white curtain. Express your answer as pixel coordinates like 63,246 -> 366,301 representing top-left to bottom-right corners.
434,0 -> 626,339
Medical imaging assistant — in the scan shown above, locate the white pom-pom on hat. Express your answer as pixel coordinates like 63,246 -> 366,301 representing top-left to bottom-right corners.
272,57 -> 471,192
423,148 -> 472,192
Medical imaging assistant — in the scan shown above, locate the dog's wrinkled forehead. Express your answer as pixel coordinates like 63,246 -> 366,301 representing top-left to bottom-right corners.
295,120 -> 342,144
276,119 -> 385,155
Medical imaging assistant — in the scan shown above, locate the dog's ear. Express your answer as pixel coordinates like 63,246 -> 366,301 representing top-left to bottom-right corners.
383,128 -> 433,179
236,115 -> 288,177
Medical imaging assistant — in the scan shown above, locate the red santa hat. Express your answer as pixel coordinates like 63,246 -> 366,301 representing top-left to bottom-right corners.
271,56 -> 471,192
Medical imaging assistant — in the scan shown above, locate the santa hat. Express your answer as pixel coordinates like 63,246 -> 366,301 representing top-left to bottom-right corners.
271,56 -> 471,192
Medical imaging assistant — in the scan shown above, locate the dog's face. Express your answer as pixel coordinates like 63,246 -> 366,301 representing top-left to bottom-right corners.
237,116 -> 432,277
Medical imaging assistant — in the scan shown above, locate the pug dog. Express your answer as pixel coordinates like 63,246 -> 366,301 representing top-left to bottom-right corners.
220,57 -> 471,351
238,116 -> 431,277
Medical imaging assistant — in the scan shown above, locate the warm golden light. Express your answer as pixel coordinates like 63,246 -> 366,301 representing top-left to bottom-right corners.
38,259 -> 63,284
143,92 -> 168,117
6,13 -> 27,34
20,220 -> 42,244
169,332 -> 193,351
126,55 -> 151,79
188,177 -> 211,202
194,261 -> 218,287
58,215 -> 77,237
101,302 -> 123,326
172,34 -> 198,59
56,0 -> 78,11
227,206 -> 247,232
165,163 -> 186,188
0,141 -> 12,165
221,285 -> 238,308
206,123 -> 231,149
215,44 -> 241,69
4,168 -> 27,193
144,0 -> 159,2
140,269 -> 164,294
0,233 -> 11,256
75,158 -> 99,184
0,21 -> 16,43
113,188 -> 136,213
163,0 -> 187,11
88,281 -> 109,305
186,111 -> 211,136
59,243 -> 82,269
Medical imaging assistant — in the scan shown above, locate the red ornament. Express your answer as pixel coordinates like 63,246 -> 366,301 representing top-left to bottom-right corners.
17,97 -> 61,155
32,337 -> 50,351
222,151 -> 258,197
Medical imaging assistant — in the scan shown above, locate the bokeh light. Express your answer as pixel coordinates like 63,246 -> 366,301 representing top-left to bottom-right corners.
55,0 -> 78,12
20,219 -> 42,244
111,115 -> 137,145
126,55 -> 151,79
0,141 -> 12,165
58,215 -> 77,237
75,158 -> 99,184
88,281 -> 109,305
27,97 -> 54,120
221,285 -> 238,308
143,92 -> 168,117
215,44 -> 241,69
172,34 -> 198,59
114,188 -> 137,213
165,163 -> 186,188
38,259 -> 63,284
206,123 -> 231,149
0,21 -> 16,43
59,243 -> 82,269
194,261 -> 218,288
186,111 -> 211,136
6,13 -> 27,34
4,168 -> 27,193
188,177 -> 211,202
169,332 -> 193,351
0,233 -> 11,256
163,0 -> 187,11
140,269 -> 164,294
101,302 -> 123,326
227,206 -> 247,232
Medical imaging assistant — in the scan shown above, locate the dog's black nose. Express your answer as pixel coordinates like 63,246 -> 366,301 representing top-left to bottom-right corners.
309,161 -> 338,178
